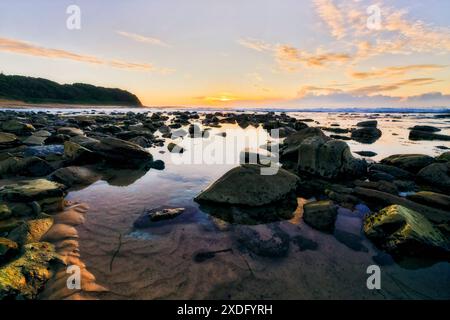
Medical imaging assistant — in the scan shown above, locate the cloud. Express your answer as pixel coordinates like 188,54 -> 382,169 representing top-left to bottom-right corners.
0,37 -> 157,71
350,64 -> 446,79
116,31 -> 170,47
313,0 -> 346,39
237,38 -> 273,52
298,78 -> 440,98
238,39 -> 351,70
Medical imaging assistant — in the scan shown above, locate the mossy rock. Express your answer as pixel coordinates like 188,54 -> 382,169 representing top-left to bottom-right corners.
0,242 -> 59,299
0,237 -> 18,261
8,214 -> 54,246
364,205 -> 450,259
0,203 -> 12,221
0,179 -> 65,213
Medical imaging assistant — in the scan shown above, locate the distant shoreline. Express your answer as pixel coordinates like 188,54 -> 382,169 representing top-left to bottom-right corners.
0,99 -> 142,109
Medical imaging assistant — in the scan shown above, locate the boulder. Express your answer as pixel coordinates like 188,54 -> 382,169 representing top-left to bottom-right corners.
167,142 -> 185,153
410,125 -> 441,132
57,127 -> 84,137
23,135 -> 47,146
0,132 -> 20,149
195,164 -> 299,207
0,242 -> 58,299
281,127 -> 325,159
1,120 -> 35,136
297,136 -> 367,179
369,163 -> 413,179
364,205 -> 449,258
49,166 -> 101,188
0,156 -> 53,177
351,127 -> 382,144
128,136 -> 152,148
133,207 -> 185,228
355,151 -> 377,157
92,137 -> 153,168
303,200 -> 338,232
409,130 -> 450,141
356,120 -> 378,127
63,141 -> 99,165
417,162 -> 450,192
381,154 -> 435,173
0,203 -> 12,220
407,191 -> 450,211
0,179 -> 66,213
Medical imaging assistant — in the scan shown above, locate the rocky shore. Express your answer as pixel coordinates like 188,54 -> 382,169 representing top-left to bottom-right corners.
0,109 -> 449,299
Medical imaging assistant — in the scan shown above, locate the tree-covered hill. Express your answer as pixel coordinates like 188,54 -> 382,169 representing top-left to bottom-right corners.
0,74 -> 142,106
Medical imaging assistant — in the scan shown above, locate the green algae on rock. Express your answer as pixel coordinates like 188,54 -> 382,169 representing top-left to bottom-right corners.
364,205 -> 450,258
0,242 -> 59,299
0,179 -> 66,213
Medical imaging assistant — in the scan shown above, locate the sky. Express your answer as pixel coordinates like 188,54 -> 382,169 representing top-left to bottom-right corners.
0,0 -> 449,108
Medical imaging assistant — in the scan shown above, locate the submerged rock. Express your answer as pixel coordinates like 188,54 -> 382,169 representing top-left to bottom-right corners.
303,200 -> 338,233
0,242 -> 59,300
133,207 -> 185,228
363,205 -> 450,259
195,164 -> 299,207
235,225 -> 290,258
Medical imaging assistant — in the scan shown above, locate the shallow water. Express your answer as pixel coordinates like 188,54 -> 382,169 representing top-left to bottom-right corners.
61,111 -> 450,300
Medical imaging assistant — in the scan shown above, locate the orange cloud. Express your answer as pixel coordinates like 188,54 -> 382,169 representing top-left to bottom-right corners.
116,31 -> 170,47
350,64 -> 446,79
0,37 -> 158,72
313,0 -> 346,39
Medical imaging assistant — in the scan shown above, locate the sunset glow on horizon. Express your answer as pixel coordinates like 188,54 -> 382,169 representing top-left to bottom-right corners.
1,0 -> 449,108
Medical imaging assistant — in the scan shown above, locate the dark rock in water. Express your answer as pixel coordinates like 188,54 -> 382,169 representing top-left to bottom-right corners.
369,163 -> 413,179
351,127 -> 382,144
356,120 -> 378,127
1,120 -> 35,136
167,142 -> 184,153
334,230 -> 368,252
235,225 -> 290,258
291,235 -> 318,251
195,164 -> 299,207
417,162 -> 450,192
393,179 -> 417,192
410,125 -> 441,132
381,154 -> 435,173
363,205 -> 450,259
355,151 -> 377,157
0,132 -> 20,149
303,200 -> 338,233
193,249 -> 232,263
150,160 -> 165,170
44,134 -> 69,145
409,130 -> 450,141
322,127 -> 349,134
436,145 -> 449,150
93,137 -> 153,168
0,242 -> 58,300
133,207 -> 185,228
297,136 -> 367,179
407,191 -> 450,212
49,166 -> 101,188
24,145 -> 64,158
